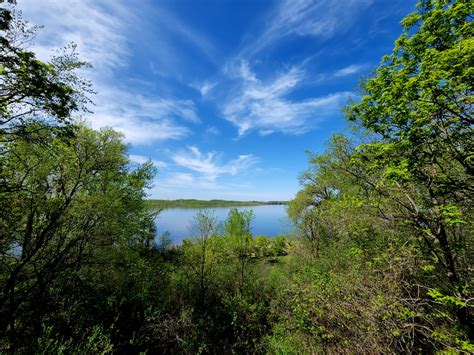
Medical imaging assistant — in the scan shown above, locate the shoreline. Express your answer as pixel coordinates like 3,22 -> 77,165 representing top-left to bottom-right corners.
146,199 -> 288,209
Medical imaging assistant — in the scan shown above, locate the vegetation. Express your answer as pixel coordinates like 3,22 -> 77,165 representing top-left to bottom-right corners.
0,0 -> 472,353
146,199 -> 287,209
287,0 -> 473,350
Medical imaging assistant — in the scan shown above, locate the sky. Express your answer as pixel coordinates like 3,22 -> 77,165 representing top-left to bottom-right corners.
17,0 -> 416,201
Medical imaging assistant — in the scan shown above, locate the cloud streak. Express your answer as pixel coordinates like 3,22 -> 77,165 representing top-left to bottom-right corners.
19,0 -> 131,71
171,146 -> 259,181
18,0 -> 199,145
152,7 -> 219,66
88,86 -> 197,144
129,154 -> 168,168
240,0 -> 374,58
334,64 -> 367,77
223,61 -> 352,136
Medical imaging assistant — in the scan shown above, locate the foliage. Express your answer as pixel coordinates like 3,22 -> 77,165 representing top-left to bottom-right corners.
0,0 -> 472,353
0,5 -> 92,140
0,124 -> 156,351
145,198 -> 287,209
287,0 -> 473,350
224,209 -> 254,293
346,0 -> 473,341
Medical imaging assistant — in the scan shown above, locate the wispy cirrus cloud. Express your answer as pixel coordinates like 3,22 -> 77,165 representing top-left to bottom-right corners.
129,154 -> 168,168
191,81 -> 217,97
203,125 -> 220,138
159,172 -> 220,190
334,64 -> 368,77
18,0 -> 199,145
93,113 -> 188,144
150,146 -> 259,196
222,61 -> 352,136
171,146 -> 258,181
19,0 -> 131,71
151,7 -> 219,66
240,0 -> 374,58
218,0 -> 371,137
88,86 -> 198,144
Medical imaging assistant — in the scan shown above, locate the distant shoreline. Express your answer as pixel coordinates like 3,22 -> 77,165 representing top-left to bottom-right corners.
146,199 -> 288,209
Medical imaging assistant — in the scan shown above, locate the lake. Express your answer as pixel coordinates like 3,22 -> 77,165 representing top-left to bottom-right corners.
154,204 -> 292,243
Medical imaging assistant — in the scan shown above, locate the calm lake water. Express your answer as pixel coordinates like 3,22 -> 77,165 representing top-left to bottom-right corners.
154,204 -> 292,243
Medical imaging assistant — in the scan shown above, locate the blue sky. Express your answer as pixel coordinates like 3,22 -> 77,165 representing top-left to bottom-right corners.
19,0 -> 416,200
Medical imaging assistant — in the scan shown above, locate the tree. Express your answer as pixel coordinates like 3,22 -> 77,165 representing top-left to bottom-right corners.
182,210 -> 222,308
0,3 -> 92,141
0,4 -> 164,352
225,209 -> 254,293
290,0 -> 473,349
0,124 -> 156,347
346,0 -> 473,337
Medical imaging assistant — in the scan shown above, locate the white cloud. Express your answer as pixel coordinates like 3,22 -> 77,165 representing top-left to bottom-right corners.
92,113 -> 187,144
152,7 -> 219,66
159,172 -> 219,190
149,175 -> 295,200
18,0 -> 130,71
192,81 -> 217,96
168,172 -> 195,185
151,172 -> 268,198
239,61 -> 258,82
17,0 -> 198,145
88,86 -> 197,144
223,61 -> 352,136
204,126 -> 220,136
334,64 -> 366,77
201,82 -> 215,96
171,146 -> 258,181
129,154 -> 168,168
241,0 -> 374,58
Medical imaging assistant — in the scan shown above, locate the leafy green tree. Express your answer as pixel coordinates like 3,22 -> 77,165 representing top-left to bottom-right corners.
181,210 -> 223,308
0,5 -> 164,352
225,209 -> 254,293
346,0 -> 473,337
0,4 -> 92,140
156,231 -> 173,255
288,0 -> 473,350
0,124 -> 155,348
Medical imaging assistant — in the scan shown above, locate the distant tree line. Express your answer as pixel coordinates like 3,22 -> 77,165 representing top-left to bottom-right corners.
146,199 -> 287,209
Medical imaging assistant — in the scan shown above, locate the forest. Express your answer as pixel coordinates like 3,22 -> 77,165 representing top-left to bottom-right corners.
0,0 -> 472,353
